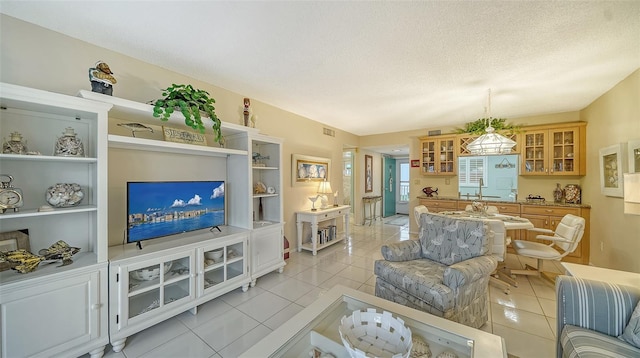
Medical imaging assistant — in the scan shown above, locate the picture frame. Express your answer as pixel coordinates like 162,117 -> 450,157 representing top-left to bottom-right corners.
599,143 -> 627,197
410,159 -> 420,168
628,138 -> 640,173
365,154 -> 373,193
0,229 -> 30,272
292,154 -> 331,185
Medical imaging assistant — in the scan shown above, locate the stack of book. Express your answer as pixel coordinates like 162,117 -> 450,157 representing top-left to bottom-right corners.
316,225 -> 337,245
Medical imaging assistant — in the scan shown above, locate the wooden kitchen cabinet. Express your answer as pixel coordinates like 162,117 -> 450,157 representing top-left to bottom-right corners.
520,204 -> 590,264
418,199 -> 458,213
419,135 -> 457,176
521,123 -> 586,176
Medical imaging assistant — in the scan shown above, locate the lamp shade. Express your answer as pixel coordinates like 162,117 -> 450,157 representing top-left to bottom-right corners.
318,180 -> 333,194
623,173 -> 640,215
467,126 -> 516,155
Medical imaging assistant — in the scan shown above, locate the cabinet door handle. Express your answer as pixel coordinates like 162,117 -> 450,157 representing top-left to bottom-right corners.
91,303 -> 102,310
545,209 -> 553,213
545,220 -> 548,226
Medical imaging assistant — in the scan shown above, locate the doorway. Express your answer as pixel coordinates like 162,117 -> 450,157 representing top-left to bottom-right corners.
396,159 -> 409,215
383,157 -> 396,217
342,148 -> 355,214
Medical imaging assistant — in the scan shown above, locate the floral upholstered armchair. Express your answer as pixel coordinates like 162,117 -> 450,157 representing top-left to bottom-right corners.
374,212 -> 497,329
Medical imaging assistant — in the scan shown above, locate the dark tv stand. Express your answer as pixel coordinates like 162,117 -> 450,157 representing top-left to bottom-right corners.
136,241 -> 143,250
210,226 -> 222,233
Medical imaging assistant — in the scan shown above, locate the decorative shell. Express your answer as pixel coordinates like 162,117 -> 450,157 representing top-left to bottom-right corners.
46,183 -> 84,207
410,336 -> 432,358
254,181 -> 267,194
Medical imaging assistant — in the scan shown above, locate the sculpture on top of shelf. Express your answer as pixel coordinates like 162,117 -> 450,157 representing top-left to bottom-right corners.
2,131 -> 27,154
89,60 -> 117,95
38,240 -> 80,267
0,240 -> 80,273
54,127 -> 85,157
252,152 -> 270,167
243,98 -> 251,127
0,249 -> 45,273
116,122 -> 154,137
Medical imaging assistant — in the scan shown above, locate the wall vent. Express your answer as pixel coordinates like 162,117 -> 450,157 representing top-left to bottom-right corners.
428,130 -> 441,136
323,128 -> 335,137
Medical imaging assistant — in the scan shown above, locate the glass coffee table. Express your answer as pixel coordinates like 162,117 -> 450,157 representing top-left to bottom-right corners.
241,285 -> 505,357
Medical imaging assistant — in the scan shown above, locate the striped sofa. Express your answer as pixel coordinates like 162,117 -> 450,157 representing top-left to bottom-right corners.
556,275 -> 640,358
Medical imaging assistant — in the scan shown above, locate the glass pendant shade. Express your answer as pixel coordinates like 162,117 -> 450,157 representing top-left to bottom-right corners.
467,89 -> 516,155
467,125 -> 516,155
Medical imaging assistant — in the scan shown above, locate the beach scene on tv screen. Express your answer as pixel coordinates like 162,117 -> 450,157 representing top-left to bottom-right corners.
127,181 -> 225,242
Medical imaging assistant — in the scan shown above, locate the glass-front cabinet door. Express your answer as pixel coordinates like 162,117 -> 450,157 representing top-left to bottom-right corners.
199,239 -> 247,296
522,126 -> 582,176
523,130 -> 548,175
550,128 -> 578,175
123,251 -> 194,323
420,136 -> 456,176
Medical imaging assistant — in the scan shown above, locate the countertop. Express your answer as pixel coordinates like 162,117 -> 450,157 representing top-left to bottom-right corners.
417,196 -> 591,208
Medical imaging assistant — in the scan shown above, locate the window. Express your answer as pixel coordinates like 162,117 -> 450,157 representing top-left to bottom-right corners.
459,156 -> 488,186
399,162 -> 410,202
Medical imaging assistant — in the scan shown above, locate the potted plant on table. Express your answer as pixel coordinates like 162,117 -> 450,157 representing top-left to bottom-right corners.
152,84 -> 223,143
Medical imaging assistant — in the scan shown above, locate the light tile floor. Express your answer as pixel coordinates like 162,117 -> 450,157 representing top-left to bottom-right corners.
97,216 -> 563,358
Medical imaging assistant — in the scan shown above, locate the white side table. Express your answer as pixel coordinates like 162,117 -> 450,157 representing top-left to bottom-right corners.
296,205 -> 350,255
561,262 -> 640,292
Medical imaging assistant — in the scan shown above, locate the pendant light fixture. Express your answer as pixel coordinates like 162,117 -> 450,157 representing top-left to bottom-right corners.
467,89 -> 516,155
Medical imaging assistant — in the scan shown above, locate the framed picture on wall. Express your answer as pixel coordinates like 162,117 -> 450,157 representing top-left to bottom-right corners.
292,154 -> 331,186
411,159 -> 420,168
599,143 -> 627,197
628,138 -> 640,173
365,154 -> 373,193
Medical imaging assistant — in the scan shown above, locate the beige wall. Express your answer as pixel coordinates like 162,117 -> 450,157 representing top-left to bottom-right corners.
0,15 -> 358,247
581,69 -> 640,273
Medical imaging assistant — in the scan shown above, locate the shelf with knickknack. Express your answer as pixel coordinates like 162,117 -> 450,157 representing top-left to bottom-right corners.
0,82 -> 111,358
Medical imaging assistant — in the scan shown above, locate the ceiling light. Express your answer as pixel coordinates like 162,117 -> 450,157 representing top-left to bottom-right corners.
467,89 -> 516,155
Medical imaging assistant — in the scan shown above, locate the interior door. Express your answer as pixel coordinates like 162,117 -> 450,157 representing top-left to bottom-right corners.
383,157 -> 396,217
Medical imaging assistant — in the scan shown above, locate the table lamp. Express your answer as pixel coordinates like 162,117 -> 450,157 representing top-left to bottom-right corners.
317,180 -> 333,209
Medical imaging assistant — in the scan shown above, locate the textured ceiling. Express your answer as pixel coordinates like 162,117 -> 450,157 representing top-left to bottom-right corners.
1,1 -> 639,139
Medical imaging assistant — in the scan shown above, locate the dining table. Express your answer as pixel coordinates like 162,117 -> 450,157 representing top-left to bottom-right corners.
437,210 -> 534,230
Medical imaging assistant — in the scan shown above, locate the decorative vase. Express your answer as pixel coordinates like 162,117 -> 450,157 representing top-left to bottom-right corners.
553,183 -> 564,203
564,184 -> 581,204
54,127 -> 85,157
46,183 -> 84,207
2,131 -> 27,154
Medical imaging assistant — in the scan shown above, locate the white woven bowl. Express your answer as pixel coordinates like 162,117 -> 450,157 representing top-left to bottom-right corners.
131,262 -> 173,281
339,309 -> 412,358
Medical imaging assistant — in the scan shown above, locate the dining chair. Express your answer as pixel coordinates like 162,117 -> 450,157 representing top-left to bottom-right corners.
511,214 -> 585,283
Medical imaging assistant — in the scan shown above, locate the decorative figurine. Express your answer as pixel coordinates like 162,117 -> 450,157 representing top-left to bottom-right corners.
243,98 -> 251,126
553,183 -> 564,203
0,249 -> 44,273
54,127 -> 85,157
2,131 -> 27,154
89,60 -> 117,95
116,122 -> 154,137
39,240 -> 80,267
422,186 -> 439,197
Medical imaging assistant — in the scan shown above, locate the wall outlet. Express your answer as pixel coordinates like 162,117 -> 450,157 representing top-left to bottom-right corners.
600,241 -> 604,252
445,178 -> 451,185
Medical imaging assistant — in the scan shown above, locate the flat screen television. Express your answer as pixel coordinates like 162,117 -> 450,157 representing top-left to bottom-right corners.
126,181 -> 225,247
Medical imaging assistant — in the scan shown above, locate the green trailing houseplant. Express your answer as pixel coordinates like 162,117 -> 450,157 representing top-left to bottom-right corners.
152,84 -> 222,143
453,117 -> 520,135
